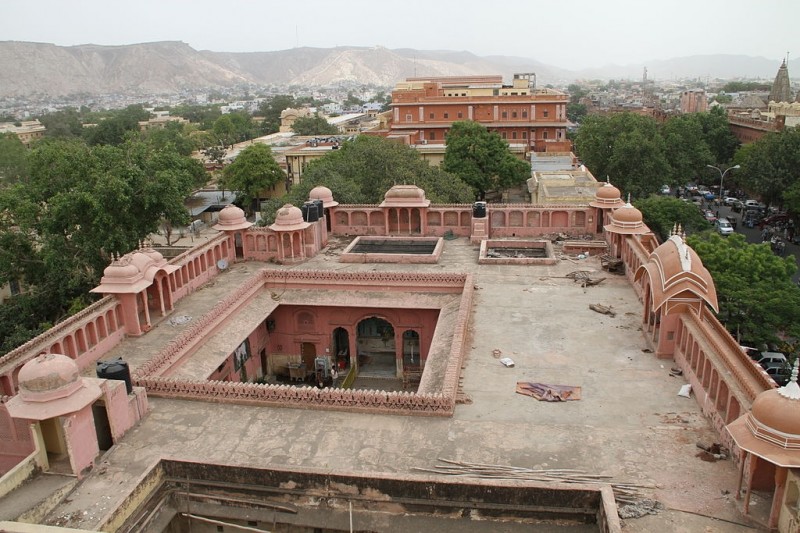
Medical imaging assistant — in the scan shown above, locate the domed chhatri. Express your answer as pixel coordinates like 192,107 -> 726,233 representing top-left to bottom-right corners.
728,360 -> 800,467
269,204 -> 311,232
589,181 -> 625,209
212,204 -> 252,231
604,202 -> 649,235
17,353 -> 81,400
751,360 -> 800,437
8,353 -> 102,420
309,185 -> 338,208
380,185 -> 431,208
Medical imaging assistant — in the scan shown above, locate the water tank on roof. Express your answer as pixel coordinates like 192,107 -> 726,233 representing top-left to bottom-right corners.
96,358 -> 132,394
473,201 -> 487,218
312,199 -> 324,219
303,201 -> 319,222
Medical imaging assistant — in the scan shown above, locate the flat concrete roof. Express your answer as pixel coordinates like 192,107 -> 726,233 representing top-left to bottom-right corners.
33,236 -> 764,531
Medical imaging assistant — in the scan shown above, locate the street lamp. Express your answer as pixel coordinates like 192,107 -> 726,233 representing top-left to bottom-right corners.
706,164 -> 740,202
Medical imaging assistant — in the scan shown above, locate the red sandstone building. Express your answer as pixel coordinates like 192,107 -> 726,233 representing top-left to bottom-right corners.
388,74 -> 571,152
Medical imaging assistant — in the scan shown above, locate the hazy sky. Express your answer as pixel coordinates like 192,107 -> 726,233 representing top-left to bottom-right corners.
1,0 -> 796,70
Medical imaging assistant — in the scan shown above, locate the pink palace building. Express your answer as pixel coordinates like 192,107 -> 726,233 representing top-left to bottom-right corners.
0,182 -> 798,532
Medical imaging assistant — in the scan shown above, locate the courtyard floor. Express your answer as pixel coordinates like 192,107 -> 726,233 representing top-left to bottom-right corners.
33,235 -> 768,531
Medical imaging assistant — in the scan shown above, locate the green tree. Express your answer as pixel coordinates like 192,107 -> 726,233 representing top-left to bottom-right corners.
262,136 -> 473,221
634,196 -> 711,241
0,138 -> 202,351
696,107 -> 739,166
575,113 -> 669,198
687,232 -> 800,344
291,115 -> 339,136
442,121 -> 530,199
567,103 -> 588,123
737,127 -> 800,208
83,105 -> 150,146
661,114 -> 715,184
137,121 -> 196,156
259,95 -> 296,134
221,143 -> 284,213
39,108 -> 83,138
0,133 -> 28,184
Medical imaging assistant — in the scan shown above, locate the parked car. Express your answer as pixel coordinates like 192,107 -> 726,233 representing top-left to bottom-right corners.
704,210 -> 718,223
731,199 -> 744,213
744,200 -> 760,208
716,217 -> 734,236
757,352 -> 787,368
723,197 -> 738,206
703,191 -> 716,201
765,364 -> 791,386
660,185 -> 671,195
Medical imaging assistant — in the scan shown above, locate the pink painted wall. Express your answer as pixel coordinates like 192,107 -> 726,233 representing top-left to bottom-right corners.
266,305 -> 439,373
63,405 -> 99,478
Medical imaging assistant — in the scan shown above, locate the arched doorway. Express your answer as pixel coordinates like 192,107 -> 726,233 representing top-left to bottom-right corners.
356,317 -> 396,377
403,330 -> 421,369
332,327 -> 350,371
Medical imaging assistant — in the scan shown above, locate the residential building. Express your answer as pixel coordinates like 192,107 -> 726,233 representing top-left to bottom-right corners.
0,120 -> 46,147
388,74 -> 571,153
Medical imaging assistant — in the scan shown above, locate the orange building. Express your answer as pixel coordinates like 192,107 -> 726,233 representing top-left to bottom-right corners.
389,74 -> 571,153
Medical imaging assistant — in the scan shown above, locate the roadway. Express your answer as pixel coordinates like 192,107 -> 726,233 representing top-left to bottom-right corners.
706,202 -> 800,283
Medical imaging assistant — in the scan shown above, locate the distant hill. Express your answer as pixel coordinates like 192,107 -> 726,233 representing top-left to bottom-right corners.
0,40 -> 796,98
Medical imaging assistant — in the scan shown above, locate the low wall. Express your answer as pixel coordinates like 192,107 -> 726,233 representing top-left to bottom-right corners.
116,459 -> 621,532
562,240 -> 608,256
340,237 -> 444,264
478,239 -> 557,265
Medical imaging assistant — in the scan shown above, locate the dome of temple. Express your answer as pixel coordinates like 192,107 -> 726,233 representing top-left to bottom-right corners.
309,186 -> 338,208
384,185 -> 425,200
590,182 -> 626,209
380,185 -> 431,208
604,203 -> 649,235
17,353 -> 81,400
269,204 -> 310,232
139,246 -> 165,264
751,372 -> 800,437
212,204 -> 252,231
130,251 -> 156,273
275,204 -> 304,226
101,260 -> 140,280
614,204 -> 643,223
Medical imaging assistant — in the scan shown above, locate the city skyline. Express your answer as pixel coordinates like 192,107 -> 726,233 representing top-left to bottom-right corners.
1,0 -> 797,71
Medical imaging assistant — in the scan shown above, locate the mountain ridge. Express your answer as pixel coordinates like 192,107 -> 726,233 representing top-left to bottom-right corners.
0,41 -> 795,98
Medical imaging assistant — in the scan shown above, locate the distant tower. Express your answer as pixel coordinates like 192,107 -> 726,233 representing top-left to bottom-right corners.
769,57 -> 792,103
642,66 -> 648,84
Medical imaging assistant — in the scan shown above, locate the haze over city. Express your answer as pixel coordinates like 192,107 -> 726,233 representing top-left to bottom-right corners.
1,0 -> 797,70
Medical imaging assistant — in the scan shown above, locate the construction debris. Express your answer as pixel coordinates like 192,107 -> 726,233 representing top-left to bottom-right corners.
411,458 -> 656,507
600,254 -> 625,274
566,270 -> 606,288
491,349 -> 502,359
589,303 -> 616,317
516,382 -> 581,401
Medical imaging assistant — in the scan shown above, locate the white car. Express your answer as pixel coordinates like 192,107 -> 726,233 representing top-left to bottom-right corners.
723,197 -> 737,206
716,218 -> 734,236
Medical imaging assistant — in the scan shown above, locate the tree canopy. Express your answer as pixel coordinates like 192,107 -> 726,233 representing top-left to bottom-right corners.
291,115 -> 339,136
574,110 -> 739,199
260,136 -> 473,223
735,127 -> 800,209
687,233 -> 800,345
442,121 -> 530,199
0,133 -> 28,184
0,138 -> 205,353
634,196 -> 711,241
221,143 -> 284,213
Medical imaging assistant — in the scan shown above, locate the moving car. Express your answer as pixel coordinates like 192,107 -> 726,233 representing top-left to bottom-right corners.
716,218 -> 734,236
704,210 -> 718,223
